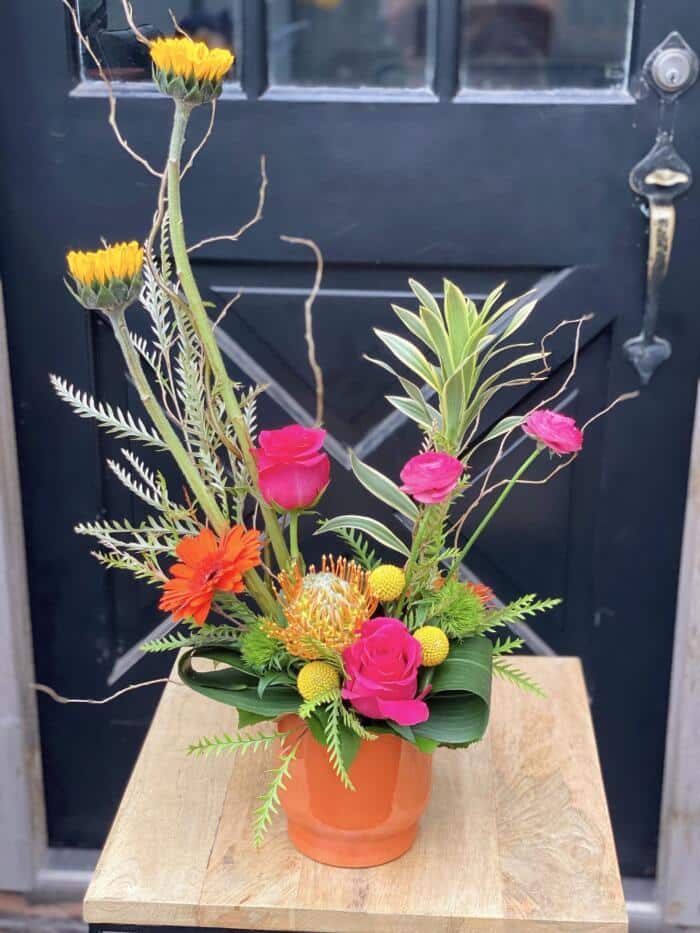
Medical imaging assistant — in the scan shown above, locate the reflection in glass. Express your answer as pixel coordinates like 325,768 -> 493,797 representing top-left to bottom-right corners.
267,0 -> 432,89
461,0 -> 633,90
77,1 -> 242,83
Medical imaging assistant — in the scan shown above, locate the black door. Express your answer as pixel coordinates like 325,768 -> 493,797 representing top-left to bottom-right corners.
1,0 -> 699,878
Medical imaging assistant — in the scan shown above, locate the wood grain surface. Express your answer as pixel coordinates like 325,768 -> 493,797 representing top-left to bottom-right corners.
84,658 -> 627,931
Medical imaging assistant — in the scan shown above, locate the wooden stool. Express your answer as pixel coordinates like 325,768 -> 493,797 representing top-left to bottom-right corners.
84,657 -> 627,932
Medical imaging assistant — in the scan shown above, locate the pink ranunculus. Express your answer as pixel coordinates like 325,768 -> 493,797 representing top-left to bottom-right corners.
399,451 -> 463,504
522,409 -> 583,455
250,424 -> 330,511
341,617 -> 430,726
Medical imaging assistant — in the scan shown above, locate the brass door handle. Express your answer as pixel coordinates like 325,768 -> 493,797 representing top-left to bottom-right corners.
624,143 -> 691,384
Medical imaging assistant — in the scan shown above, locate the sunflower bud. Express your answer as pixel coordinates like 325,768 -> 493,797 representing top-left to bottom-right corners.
150,37 -> 234,105
66,241 -> 144,313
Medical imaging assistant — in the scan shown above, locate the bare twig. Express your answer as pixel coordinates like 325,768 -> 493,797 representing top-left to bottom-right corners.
451,315 -> 590,545
61,0 -> 161,177
581,391 -> 639,432
280,235 -> 325,426
213,291 -> 241,330
119,0 -> 152,46
187,156 -> 268,253
32,677 -> 177,705
181,100 -> 217,179
168,8 -> 191,37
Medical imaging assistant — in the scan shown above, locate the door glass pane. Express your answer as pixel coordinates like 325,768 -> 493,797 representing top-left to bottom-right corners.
267,0 -> 433,89
460,0 -> 633,90
76,1 -> 242,83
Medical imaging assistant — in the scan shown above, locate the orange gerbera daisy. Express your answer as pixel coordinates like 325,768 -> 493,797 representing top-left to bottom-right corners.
159,525 -> 262,625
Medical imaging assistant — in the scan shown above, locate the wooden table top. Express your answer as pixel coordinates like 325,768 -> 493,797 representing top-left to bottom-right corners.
84,657 -> 627,931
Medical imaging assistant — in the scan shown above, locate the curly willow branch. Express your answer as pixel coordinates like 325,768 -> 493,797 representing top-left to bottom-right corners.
187,156 -> 268,253
32,677 -> 179,705
119,0 -> 152,46
181,100 -> 217,179
451,314 -> 590,545
280,235 -> 325,426
61,0 -> 161,178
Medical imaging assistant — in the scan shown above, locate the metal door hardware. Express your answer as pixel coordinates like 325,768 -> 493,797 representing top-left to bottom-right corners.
625,33 -> 698,384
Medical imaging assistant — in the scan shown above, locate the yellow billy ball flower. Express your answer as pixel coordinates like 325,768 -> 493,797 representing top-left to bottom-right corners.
414,626 -> 450,667
66,241 -> 143,312
368,564 -> 406,602
297,661 -> 340,701
150,37 -> 234,104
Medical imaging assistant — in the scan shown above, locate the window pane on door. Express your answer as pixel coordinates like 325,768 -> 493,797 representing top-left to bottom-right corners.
460,0 -> 634,90
76,1 -> 242,83
266,0 -> 433,89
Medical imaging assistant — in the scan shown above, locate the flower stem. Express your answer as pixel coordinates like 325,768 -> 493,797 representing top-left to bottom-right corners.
110,310 -> 226,532
457,445 -> 543,564
110,310 -> 277,616
289,511 -> 299,561
165,100 -> 291,571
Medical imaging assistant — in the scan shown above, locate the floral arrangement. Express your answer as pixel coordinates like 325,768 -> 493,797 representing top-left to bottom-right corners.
53,22 -> 622,847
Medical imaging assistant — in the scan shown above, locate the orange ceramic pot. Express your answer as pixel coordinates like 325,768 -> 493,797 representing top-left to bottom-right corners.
277,713 -> 433,868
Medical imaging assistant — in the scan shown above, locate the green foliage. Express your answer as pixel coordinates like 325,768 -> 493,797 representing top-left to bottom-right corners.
297,639 -> 345,672
252,737 -> 300,847
141,623 -> 240,654
349,450 -> 418,522
187,729 -> 281,758
492,660 -> 545,697
324,696 -> 357,791
213,593 -> 261,627
492,636 -> 525,656
338,703 -> 377,742
368,279 -> 544,454
412,577 -> 486,637
483,594 -> 562,632
297,688 -> 341,720
316,515 -> 410,558
239,623 -> 288,672
50,374 -> 167,449
413,636 -> 493,747
328,525 -> 380,571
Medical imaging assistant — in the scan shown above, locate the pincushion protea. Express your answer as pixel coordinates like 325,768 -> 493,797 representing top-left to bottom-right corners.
265,556 -> 378,660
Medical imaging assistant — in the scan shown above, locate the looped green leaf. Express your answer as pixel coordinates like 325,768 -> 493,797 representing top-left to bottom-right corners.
413,636 -> 493,747
316,515 -> 411,558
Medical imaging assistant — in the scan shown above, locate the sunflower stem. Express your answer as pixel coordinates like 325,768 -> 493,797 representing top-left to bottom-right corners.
110,310 -> 276,616
166,100 -> 291,573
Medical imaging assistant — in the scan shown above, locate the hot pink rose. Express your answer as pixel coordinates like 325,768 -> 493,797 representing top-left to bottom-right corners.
399,451 -> 463,504
341,618 -> 430,726
251,424 -> 330,510
522,409 -> 583,455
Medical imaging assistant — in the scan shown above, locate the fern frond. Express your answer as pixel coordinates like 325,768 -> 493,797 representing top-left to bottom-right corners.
50,374 -> 166,449
483,594 -> 561,632
325,696 -> 354,790
330,526 -> 380,571
297,688 -> 341,719
492,636 -> 525,656
252,737 -> 300,847
128,328 -> 159,371
141,624 -> 240,653
492,660 -> 545,696
339,704 -> 377,742
298,638 -> 345,672
187,729 -> 280,758
91,548 -> 165,584
214,594 -> 261,627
